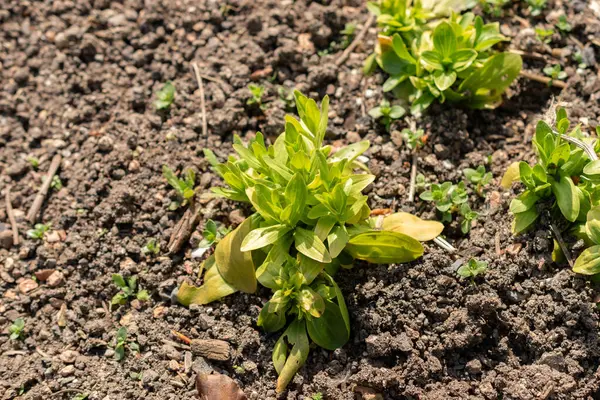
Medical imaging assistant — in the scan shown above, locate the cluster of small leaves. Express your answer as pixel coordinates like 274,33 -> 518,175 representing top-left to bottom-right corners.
9,318 -> 25,340
457,258 -> 488,282
27,157 -> 39,169
197,220 -> 230,251
479,0 -> 511,17
543,64 -> 567,83
111,274 -> 150,307
141,238 -> 160,256
525,0 -> 547,16
464,165 -> 493,196
535,27 -> 554,44
420,181 -> 478,234
318,23 -> 356,56
27,223 -> 51,240
555,15 -> 572,33
401,128 -> 425,151
114,327 -> 140,361
178,91 -> 442,392
163,165 -> 196,210
505,108 -> 600,275
311,393 -> 324,400
278,87 -> 296,111
365,1 -> 522,114
368,99 -> 405,131
51,175 -> 63,191
247,84 -> 267,110
154,81 -> 175,110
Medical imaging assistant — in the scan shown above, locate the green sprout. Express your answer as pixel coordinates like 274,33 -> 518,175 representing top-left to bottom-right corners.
162,165 -> 196,210
27,223 -> 51,240
369,99 -> 405,131
311,393 -> 324,400
27,157 -> 39,169
278,87 -> 296,111
457,258 -> 488,282
114,327 -> 140,361
463,165 -> 493,196
535,27 -> 554,44
420,181 -> 478,233
72,394 -> 89,400
141,238 -> 161,256
339,23 -> 357,49
154,81 -> 175,110
555,15 -> 572,33
526,0 -> 547,16
459,203 -> 479,234
480,0 -> 511,17
401,128 -> 425,151
247,84 -> 267,110
111,274 -> 150,307
51,175 -> 63,191
543,64 -> 567,83
9,318 -> 25,340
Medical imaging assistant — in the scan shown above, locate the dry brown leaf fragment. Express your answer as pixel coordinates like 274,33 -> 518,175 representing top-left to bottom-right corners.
196,372 -> 247,400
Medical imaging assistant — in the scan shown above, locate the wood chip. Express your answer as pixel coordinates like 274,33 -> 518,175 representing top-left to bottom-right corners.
190,339 -> 231,361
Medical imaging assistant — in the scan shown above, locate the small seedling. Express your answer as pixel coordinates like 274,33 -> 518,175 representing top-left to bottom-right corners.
27,223 -> 51,240
141,238 -> 160,256
114,327 -> 140,361
369,99 -> 405,131
154,81 -> 175,110
163,165 -> 196,210
339,23 -> 356,49
572,52 -> 588,71
9,318 -> 25,340
278,87 -> 295,111
459,203 -> 479,234
26,157 -> 39,169
247,84 -> 267,110
480,0 -> 511,17
111,274 -> 150,306
311,393 -> 324,400
457,258 -> 488,282
51,175 -> 63,191
197,220 -> 230,249
463,165 -> 492,196
555,15 -> 572,33
233,365 -> 246,374
526,0 -> 547,16
543,64 -> 567,83
420,181 -> 478,233
72,394 -> 89,400
401,128 -> 425,151
415,173 -> 427,190
535,27 -> 554,44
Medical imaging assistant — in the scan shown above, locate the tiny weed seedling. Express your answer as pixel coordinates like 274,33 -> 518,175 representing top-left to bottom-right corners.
401,128 -> 425,151
535,27 -> 554,44
420,180 -> 480,234
72,394 -> 89,400
247,84 -> 267,110
457,258 -> 488,283
543,64 -> 567,83
311,393 -> 324,400
555,15 -> 572,33
27,223 -> 51,240
141,238 -> 160,256
163,165 -> 196,210
51,175 -> 63,191
27,157 -> 39,169
9,318 -> 25,340
464,165 -> 493,196
198,220 -> 230,249
318,23 -> 357,56
526,0 -> 547,16
111,274 -> 150,307
480,0 -> 511,17
278,87 -> 296,111
366,2 -> 522,113
505,108 -> 600,275
369,99 -> 406,131
178,91 -> 443,392
154,81 -> 175,110
233,365 -> 246,374
114,327 -> 140,361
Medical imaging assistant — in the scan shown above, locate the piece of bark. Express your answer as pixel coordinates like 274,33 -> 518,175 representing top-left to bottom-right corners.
196,373 -> 246,400
190,339 -> 230,361
27,154 -> 62,223
167,196 -> 202,254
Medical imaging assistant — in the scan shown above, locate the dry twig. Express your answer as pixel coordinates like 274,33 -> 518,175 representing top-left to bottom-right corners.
520,70 -> 567,89
550,222 -> 573,268
191,62 -> 208,140
408,152 -> 418,202
5,186 -> 19,245
167,196 -> 203,254
335,13 -> 376,68
27,154 -> 62,223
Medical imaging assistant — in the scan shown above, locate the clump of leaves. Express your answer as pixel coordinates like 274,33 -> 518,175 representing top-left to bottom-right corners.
141,238 -> 160,256
534,27 -> 554,44
366,1 -> 522,113
368,99 -> 406,131
27,223 -> 51,240
311,393 -> 324,400
480,0 -> 511,17
504,108 -> 600,275
114,327 -> 140,361
543,64 -> 567,83
111,274 -> 150,307
526,0 -> 547,16
401,128 -> 425,151
51,175 -> 63,191
193,220 -> 231,259
247,84 -> 267,110
163,165 -> 196,210
457,258 -> 488,282
154,81 -> 175,110
420,181 -> 480,234
555,15 -> 572,33
464,165 -> 492,196
9,318 -> 25,340
177,91 -> 443,392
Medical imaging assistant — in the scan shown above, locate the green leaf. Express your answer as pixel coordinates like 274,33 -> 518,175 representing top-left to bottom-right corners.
258,302 -> 287,332
176,256 -> 237,305
136,290 -> 150,302
501,162 -> 521,188
433,22 -> 457,58
112,274 -> 126,289
215,217 -> 257,293
345,231 -> 423,264
274,320 -> 310,393
240,224 -> 291,252
306,300 -> 350,350
111,293 -> 128,306
586,206 -> 600,245
154,81 -> 175,110
433,70 -> 457,91
391,34 -> 416,63
573,245 -> 600,275
512,208 -> 539,234
381,212 -> 444,241
420,51 -> 444,71
314,216 -> 337,241
551,174 -> 580,222
583,160 -> 600,177
363,53 -> 377,75
281,174 -> 308,226
329,141 -> 370,163
294,227 -> 332,263
389,105 -> 405,119
451,49 -> 477,71
327,225 -> 349,258
509,191 -> 539,214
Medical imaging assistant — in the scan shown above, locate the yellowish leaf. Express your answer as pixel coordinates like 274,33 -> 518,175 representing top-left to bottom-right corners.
381,212 -> 444,241
501,161 -> 520,189
215,217 -> 257,293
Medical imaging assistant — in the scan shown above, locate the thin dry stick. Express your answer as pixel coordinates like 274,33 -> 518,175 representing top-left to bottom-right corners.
520,70 -> 567,89
408,152 -> 418,202
509,49 -> 547,61
335,13 -> 376,68
50,389 -> 85,397
5,186 -> 19,245
27,154 -> 62,223
550,222 -> 573,268
191,63 -> 208,139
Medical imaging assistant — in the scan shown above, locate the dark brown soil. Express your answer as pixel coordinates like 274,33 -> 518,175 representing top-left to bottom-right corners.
1,1 -> 600,399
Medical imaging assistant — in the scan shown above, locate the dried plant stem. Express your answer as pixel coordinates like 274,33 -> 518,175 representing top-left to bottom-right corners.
550,129 -> 598,161
27,154 -> 61,223
550,223 -> 573,268
335,13 -> 376,68
434,236 -> 456,253
520,70 -> 567,89
408,152 -> 418,202
5,186 -> 19,245
191,62 -> 208,139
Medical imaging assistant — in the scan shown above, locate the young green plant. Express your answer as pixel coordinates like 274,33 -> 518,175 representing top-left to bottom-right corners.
368,99 -> 406,131
27,223 -> 51,240
155,81 -> 175,110
247,84 -> 267,110
111,274 -> 150,307
113,327 -> 140,361
177,91 -> 443,392
163,165 -> 196,210
457,258 -> 488,283
464,165 -> 493,196
9,318 -> 25,340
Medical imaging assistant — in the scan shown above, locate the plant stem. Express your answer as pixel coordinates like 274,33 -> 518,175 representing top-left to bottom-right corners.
408,152 -> 418,202
434,236 -> 456,253
550,129 -> 598,161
